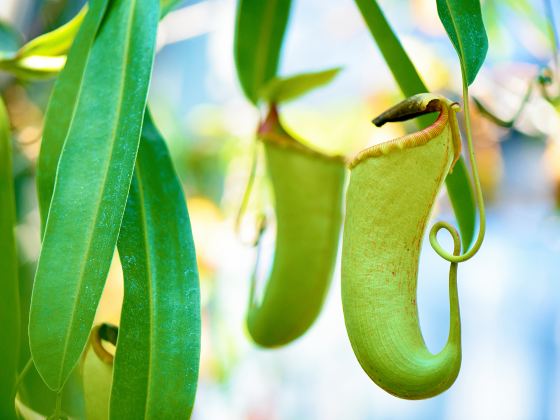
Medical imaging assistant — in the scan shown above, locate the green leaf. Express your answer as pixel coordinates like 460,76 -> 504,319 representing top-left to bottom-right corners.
436,0 -> 488,86
260,67 -> 342,104
234,0 -> 292,104
36,0 -> 109,231
111,111 -> 201,418
0,56 -> 67,80
0,97 -> 19,420
18,269 -> 85,416
354,0 -> 476,249
17,7 -> 87,59
29,0 -> 159,392
0,7 -> 86,80
0,0 -> 183,81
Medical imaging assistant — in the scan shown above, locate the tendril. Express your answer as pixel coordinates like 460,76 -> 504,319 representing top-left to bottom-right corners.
429,81 -> 486,263
91,324 -> 117,365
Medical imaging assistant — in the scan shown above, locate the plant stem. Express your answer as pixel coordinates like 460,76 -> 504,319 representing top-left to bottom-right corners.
430,75 -> 486,263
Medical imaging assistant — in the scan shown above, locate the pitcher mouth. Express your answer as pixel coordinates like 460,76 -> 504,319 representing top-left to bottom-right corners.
348,94 -> 460,169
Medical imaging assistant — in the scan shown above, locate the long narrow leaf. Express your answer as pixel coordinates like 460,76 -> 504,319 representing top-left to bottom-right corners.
18,265 -> 85,418
111,111 -> 201,418
0,98 -> 19,420
436,0 -> 488,86
17,7 -> 87,59
260,67 -> 342,104
234,0 -> 292,104
29,0 -> 159,391
20,1 -> 109,413
0,0 -> 176,81
0,7 -> 87,80
354,0 -> 476,249
36,0 -> 109,229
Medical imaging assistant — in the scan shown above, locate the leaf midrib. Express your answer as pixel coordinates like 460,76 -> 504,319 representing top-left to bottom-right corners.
133,161 -> 157,418
39,6 -> 100,226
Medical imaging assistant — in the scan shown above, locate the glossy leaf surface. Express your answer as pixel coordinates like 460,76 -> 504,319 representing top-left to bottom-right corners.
30,0 -> 159,391
234,0 -> 292,104
354,0 -> 476,249
260,68 -> 342,104
0,98 -> 19,419
18,265 -> 84,417
111,112 -> 201,418
436,0 -> 488,86
36,0 -> 109,230
17,7 -> 87,59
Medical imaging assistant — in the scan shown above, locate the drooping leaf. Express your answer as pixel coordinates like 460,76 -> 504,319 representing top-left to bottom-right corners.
36,0 -> 109,230
234,0 -> 292,104
436,0 -> 488,86
0,97 -> 19,420
0,56 -> 67,80
17,263 -> 85,417
17,7 -> 87,59
354,0 -> 476,249
260,67 -> 342,104
29,0 -> 159,392
0,7 -> 86,80
111,111 -> 201,418
0,0 -> 185,81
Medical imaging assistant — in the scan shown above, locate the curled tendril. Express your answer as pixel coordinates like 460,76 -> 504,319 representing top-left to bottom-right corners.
371,93 -> 482,263
91,323 -> 118,365
429,84 -> 486,263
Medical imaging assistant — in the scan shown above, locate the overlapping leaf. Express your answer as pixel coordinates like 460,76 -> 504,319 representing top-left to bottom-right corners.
0,98 -> 19,420
0,7 -> 86,80
234,0 -> 292,104
112,111 -> 201,418
0,0 -> 183,80
30,0 -> 159,391
37,0 -> 108,230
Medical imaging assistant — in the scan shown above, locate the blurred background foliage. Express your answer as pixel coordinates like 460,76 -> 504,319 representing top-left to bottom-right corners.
2,0 -> 560,418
